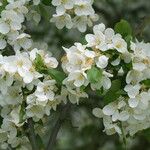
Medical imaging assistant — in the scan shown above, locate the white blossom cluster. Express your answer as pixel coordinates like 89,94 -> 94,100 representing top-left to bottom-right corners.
0,0 -> 42,52
0,0 -> 62,149
62,23 -> 150,137
62,23 -> 129,94
0,0 -> 149,149
51,0 -> 98,32
92,40 -> 150,136
0,48 -> 60,149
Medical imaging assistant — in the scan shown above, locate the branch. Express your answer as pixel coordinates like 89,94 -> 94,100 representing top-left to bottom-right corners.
27,118 -> 39,150
46,103 -> 70,150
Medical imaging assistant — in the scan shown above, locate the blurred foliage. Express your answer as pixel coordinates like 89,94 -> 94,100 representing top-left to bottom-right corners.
25,0 -> 150,149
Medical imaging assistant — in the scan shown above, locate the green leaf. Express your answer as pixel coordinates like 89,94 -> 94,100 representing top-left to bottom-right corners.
0,0 -> 8,14
114,19 -> 132,38
47,69 -> 66,85
34,53 -> 46,72
42,0 -> 51,6
34,54 -> 66,85
104,79 -> 121,104
142,79 -> 150,87
87,66 -> 103,83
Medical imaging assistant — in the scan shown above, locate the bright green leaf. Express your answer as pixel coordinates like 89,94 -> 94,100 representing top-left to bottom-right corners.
114,19 -> 132,38
47,69 -> 66,85
87,66 -> 103,83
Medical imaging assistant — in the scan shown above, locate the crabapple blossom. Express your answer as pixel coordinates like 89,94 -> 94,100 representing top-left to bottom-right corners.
0,0 -> 149,149
51,0 -> 98,32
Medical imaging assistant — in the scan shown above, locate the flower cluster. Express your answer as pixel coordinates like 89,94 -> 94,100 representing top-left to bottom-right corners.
0,0 -> 149,149
0,48 -> 60,149
92,40 -> 150,136
0,1 -> 62,149
51,0 -> 98,32
62,23 -> 150,137
62,23 -> 130,98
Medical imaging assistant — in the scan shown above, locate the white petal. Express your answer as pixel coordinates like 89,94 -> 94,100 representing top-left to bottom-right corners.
119,111 -> 129,121
128,98 -> 139,108
92,108 -> 103,118
103,103 -> 116,116
0,22 -> 10,34
0,39 -> 6,49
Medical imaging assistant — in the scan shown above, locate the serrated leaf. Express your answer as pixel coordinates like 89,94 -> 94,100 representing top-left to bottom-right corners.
87,66 -> 103,83
114,19 -> 132,38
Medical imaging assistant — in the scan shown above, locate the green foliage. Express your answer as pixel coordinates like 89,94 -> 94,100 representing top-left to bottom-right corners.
34,53 -> 46,72
104,79 -> 122,104
34,53 -> 66,85
142,79 -> 150,88
42,0 -> 51,6
114,19 -> 132,38
46,69 -> 66,85
87,66 -> 103,84
0,0 -> 7,13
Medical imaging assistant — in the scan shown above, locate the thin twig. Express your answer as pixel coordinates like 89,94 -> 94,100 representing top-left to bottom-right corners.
27,118 -> 39,150
121,123 -> 127,150
46,103 -> 70,150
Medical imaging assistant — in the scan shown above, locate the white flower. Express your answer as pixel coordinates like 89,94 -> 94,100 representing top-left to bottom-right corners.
0,20 -> 10,34
0,74 -> 14,95
103,103 -> 116,116
0,39 -> 6,50
124,84 -> 141,98
30,48 -> 59,68
35,79 -> 56,102
112,36 -> 127,53
92,108 -> 103,118
73,16 -> 88,32
85,32 -> 105,48
52,0 -> 74,15
96,55 -> 109,69
13,33 -> 32,51
65,70 -> 87,87
50,13 -> 73,29
74,0 -> 94,16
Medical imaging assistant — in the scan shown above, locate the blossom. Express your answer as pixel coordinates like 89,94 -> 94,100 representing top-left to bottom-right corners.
50,13 -> 73,29
35,79 -> 56,102
96,55 -> 109,69
51,0 -> 98,31
52,0 -> 74,15
74,0 -> 95,16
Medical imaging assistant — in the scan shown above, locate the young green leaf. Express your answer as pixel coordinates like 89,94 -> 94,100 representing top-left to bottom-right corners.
34,53 -> 46,72
114,19 -> 132,38
87,66 -> 103,83
47,69 -> 66,85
